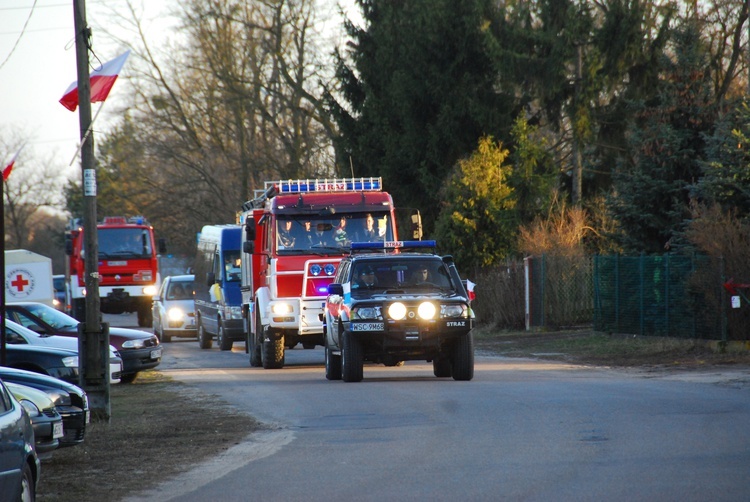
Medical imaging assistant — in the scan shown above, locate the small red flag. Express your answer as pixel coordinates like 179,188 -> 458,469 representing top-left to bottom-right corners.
466,279 -> 476,301
60,51 -> 130,112
3,149 -> 21,181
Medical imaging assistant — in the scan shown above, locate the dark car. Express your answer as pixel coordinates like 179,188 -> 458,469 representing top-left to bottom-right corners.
0,378 -> 40,500
6,380 -> 64,459
324,240 -> 475,382
0,366 -> 89,448
6,302 -> 162,383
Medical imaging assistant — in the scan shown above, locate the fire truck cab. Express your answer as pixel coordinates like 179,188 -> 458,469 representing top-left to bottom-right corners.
65,216 -> 164,327
240,178 -> 403,369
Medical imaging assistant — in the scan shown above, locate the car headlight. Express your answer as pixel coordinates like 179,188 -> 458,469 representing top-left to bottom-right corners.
418,302 -> 437,320
440,304 -> 466,318
122,339 -> 146,349
388,302 -> 407,320
20,399 -> 41,418
167,307 -> 186,322
62,355 -> 79,368
44,389 -> 71,407
352,306 -> 382,320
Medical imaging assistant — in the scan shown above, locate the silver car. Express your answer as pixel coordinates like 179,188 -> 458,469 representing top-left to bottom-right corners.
152,275 -> 196,342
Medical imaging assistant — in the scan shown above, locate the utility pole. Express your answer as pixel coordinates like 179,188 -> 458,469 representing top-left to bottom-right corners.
73,0 -> 110,421
572,42 -> 583,206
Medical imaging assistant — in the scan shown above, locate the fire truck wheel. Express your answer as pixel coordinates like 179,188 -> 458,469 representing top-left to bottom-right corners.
198,320 -> 213,349
249,310 -> 262,367
451,333 -> 475,381
261,331 -> 285,369
137,306 -> 153,328
325,344 -> 342,380
218,323 -> 233,351
341,330 -> 363,382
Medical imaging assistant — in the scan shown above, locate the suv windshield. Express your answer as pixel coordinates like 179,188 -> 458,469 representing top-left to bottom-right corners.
350,258 -> 453,293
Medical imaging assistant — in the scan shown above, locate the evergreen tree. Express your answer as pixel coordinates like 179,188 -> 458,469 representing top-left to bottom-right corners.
692,99 -> 750,219
327,0 -> 512,235
608,22 -> 718,253
434,136 -> 516,270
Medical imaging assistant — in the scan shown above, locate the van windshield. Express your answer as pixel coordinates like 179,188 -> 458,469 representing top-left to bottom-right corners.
276,212 -> 394,254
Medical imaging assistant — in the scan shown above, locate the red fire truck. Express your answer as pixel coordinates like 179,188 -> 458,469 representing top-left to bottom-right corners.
65,216 -> 165,327
240,177 -> 418,369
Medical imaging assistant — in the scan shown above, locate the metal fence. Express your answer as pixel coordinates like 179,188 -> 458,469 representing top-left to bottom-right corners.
519,254 -> 749,340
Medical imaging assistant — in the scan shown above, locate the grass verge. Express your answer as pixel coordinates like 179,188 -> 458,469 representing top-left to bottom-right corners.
37,371 -> 263,502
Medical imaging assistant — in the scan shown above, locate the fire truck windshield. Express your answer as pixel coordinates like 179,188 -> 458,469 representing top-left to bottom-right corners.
276,213 -> 393,253
96,228 -> 152,258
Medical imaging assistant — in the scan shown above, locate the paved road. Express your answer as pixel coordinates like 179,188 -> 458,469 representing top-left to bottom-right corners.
110,314 -> 750,502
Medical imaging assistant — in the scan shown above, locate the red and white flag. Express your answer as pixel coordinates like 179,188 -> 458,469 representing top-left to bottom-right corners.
3,148 -> 22,181
466,279 -> 476,302
59,51 -> 130,112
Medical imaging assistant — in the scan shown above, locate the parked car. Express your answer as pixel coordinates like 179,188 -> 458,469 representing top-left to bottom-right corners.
4,318 -> 123,384
6,381 -> 64,459
6,302 -> 161,383
3,342 -> 123,388
53,274 -> 66,312
152,274 -> 196,342
0,379 -> 40,501
0,367 -> 89,448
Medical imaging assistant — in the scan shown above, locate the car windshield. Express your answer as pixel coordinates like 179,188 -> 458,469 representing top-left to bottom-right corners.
21,303 -> 79,329
350,258 -> 453,293
275,212 -> 395,255
167,281 -> 194,300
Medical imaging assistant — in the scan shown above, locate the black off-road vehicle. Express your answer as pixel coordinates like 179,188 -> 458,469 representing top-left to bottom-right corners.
324,241 -> 475,382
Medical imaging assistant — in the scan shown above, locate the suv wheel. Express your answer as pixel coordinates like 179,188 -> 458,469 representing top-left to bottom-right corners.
341,330 -> 363,382
325,344 -> 342,380
433,358 -> 452,377
451,333 -> 474,381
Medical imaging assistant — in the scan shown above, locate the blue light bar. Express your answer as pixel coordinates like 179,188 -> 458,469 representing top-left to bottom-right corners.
351,240 -> 436,250
273,177 -> 382,194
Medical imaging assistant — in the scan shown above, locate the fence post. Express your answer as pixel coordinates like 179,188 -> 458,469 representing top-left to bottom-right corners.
639,253 -> 645,336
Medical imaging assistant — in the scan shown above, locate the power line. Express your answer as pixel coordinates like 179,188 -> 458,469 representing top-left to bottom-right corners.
0,0 -> 39,71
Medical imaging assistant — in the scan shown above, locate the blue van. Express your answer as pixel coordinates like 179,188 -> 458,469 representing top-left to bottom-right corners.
194,224 -> 243,350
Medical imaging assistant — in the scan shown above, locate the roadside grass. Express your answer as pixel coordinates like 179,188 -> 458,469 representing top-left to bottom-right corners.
473,326 -> 750,367
37,371 -> 263,502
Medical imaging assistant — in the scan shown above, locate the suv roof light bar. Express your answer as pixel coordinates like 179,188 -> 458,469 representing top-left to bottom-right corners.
350,240 -> 436,253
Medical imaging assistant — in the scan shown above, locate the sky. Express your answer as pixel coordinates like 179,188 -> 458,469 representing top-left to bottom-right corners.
1,0 -> 357,179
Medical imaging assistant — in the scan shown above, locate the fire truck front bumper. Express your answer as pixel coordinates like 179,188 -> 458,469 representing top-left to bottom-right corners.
267,299 -> 325,335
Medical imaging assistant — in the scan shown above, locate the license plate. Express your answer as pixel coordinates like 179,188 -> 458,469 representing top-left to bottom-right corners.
108,260 -> 127,266
351,322 -> 383,331
53,421 -> 64,439
84,410 -> 90,424
150,347 -> 163,359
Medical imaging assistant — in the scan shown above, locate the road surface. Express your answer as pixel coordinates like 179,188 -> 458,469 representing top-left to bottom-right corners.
106,313 -> 750,502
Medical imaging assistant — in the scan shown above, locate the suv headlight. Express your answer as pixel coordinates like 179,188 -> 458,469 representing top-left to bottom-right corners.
440,304 -> 466,318
352,306 -> 382,320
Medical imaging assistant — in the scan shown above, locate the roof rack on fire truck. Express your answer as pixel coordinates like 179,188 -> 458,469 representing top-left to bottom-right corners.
242,177 -> 383,211
349,240 -> 437,255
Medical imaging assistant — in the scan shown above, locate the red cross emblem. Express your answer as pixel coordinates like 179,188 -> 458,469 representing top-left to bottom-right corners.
11,273 -> 30,292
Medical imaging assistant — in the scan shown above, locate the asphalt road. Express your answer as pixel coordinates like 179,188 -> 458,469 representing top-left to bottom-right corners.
107,313 -> 750,502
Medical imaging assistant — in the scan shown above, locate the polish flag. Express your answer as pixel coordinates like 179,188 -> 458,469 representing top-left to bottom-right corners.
60,51 -> 131,112
3,148 -> 22,181
466,279 -> 476,302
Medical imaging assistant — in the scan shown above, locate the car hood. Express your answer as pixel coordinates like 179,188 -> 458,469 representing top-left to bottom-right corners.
109,327 -> 156,340
27,334 -> 118,357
